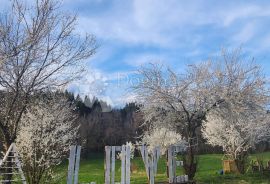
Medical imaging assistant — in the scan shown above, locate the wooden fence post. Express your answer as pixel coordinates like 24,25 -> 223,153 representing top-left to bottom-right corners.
167,145 -> 188,183
74,146 -> 81,184
167,145 -> 174,183
140,145 -> 160,184
104,145 -> 131,184
105,146 -> 111,184
67,145 -> 81,184
67,146 -> 76,184
121,145 -> 126,184
111,146 -> 115,184
125,146 -> 130,184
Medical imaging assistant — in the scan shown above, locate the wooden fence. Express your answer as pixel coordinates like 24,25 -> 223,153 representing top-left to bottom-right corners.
140,145 -> 161,184
105,145 -> 131,184
167,145 -> 188,183
67,144 -> 188,184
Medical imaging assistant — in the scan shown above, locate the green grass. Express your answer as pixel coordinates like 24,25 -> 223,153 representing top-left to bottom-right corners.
56,152 -> 270,184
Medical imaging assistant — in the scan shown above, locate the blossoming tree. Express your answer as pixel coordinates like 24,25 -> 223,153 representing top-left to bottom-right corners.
16,95 -> 78,184
134,61 -> 221,179
134,49 -> 270,178
202,102 -> 270,173
201,50 -> 270,173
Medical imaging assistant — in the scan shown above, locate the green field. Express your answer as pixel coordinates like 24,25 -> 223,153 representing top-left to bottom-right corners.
56,152 -> 270,184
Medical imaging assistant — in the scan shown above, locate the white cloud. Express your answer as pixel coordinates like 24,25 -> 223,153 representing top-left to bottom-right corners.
232,22 -> 256,44
112,92 -> 138,107
221,4 -> 270,27
72,0 -> 270,49
124,53 -> 165,67
68,67 -> 138,106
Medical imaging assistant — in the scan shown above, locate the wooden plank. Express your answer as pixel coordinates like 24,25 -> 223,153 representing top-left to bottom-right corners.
140,145 -> 149,180
105,146 -> 111,184
157,146 -> 161,158
168,146 -> 173,183
176,146 -> 180,152
149,158 -> 154,184
115,146 -> 122,151
153,150 -> 156,177
1,143 -> 14,164
184,175 -> 189,182
74,146 -> 81,184
153,147 -> 159,175
125,146 -> 130,184
172,148 -> 176,183
12,144 -> 26,184
140,145 -> 145,162
145,146 -> 149,179
121,145 -> 126,184
176,176 -> 180,182
67,146 -> 76,184
176,160 -> 184,167
111,146 -> 115,184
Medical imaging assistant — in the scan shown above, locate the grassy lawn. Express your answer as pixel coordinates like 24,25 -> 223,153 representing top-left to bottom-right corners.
56,152 -> 270,184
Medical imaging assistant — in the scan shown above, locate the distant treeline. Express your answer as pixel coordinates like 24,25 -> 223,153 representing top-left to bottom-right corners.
1,90 -> 269,158
64,91 -> 144,158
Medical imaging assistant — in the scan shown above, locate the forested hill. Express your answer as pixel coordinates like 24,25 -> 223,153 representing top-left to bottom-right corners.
64,91 -> 144,157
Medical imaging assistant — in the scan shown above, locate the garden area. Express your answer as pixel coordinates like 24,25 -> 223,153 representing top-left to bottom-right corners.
56,152 -> 270,184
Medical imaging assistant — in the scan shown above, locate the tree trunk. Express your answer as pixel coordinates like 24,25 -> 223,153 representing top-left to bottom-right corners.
183,124 -> 198,180
235,152 -> 248,174
183,145 -> 197,179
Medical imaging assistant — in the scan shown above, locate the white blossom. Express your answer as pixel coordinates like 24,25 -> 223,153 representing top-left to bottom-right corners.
202,102 -> 270,160
141,127 -> 186,155
16,96 -> 78,183
117,142 -> 135,160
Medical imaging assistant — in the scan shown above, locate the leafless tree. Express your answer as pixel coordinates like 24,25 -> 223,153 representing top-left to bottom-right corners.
0,0 -> 97,152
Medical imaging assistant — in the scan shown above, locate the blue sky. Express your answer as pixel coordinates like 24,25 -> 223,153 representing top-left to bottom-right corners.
2,0 -> 270,107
